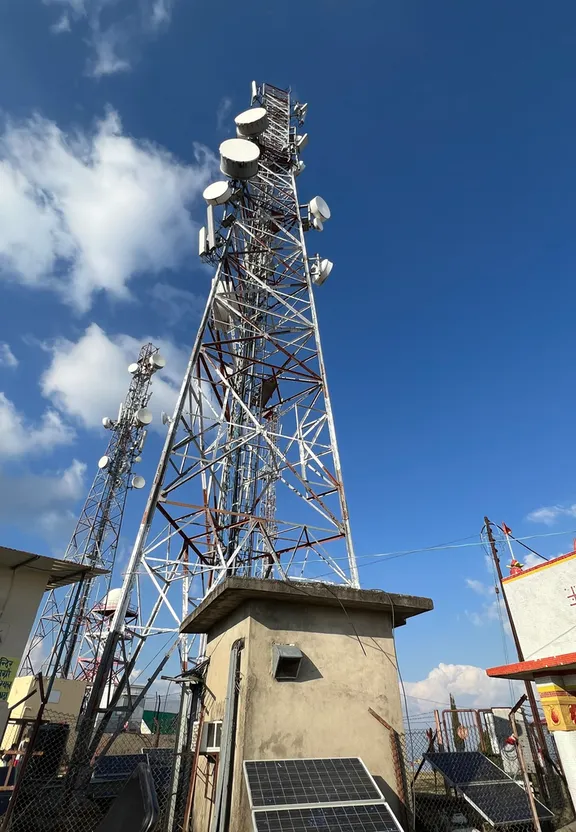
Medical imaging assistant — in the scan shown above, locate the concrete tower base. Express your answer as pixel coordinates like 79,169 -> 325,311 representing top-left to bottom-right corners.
180,577 -> 433,832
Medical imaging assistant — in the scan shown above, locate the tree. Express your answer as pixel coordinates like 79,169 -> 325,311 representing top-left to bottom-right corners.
450,693 -> 465,751
477,727 -> 492,755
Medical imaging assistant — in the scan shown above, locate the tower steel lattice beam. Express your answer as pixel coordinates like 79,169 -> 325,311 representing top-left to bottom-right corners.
20,342 -> 164,682
68,81 -> 358,769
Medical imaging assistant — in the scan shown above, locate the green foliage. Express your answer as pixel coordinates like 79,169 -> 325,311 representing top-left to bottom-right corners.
450,693 -> 465,751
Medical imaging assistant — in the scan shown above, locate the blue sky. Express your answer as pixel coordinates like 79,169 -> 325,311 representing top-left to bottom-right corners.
2,0 -> 576,714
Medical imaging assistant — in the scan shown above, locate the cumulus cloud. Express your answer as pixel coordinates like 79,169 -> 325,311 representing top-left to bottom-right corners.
465,578 -> 491,596
0,109 -> 215,310
90,25 -> 131,77
41,323 -> 188,430
522,552 -> 545,568
51,13 -> 72,33
149,282 -> 206,324
526,504 -> 576,525
43,0 -> 177,76
216,97 -> 232,132
0,459 -> 86,549
463,577 -> 511,629
466,600 -> 500,627
405,663 -> 520,713
0,392 -> 74,458
0,343 -> 18,368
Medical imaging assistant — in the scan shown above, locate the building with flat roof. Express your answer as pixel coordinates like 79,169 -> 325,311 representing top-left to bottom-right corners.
180,577 -> 433,832
0,545 -> 105,741
486,548 -> 576,809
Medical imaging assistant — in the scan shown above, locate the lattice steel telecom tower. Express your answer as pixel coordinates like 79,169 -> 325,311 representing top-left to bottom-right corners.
20,343 -> 165,682
74,82 -> 359,747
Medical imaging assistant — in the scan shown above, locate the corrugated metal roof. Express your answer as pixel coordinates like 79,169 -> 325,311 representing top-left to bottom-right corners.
0,545 -> 108,589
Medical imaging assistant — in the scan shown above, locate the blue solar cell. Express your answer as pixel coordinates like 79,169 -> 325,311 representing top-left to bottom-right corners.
425,752 -> 553,826
425,752 -> 508,786
145,748 -> 174,765
253,803 -> 397,832
245,758 -> 381,808
462,783 -> 553,826
92,754 -> 148,782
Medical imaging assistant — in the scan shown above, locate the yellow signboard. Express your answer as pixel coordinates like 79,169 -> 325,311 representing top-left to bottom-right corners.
0,656 -> 19,702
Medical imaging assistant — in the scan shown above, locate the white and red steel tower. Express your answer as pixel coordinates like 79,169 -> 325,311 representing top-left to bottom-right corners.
19,343 -> 164,683
72,81 -> 359,757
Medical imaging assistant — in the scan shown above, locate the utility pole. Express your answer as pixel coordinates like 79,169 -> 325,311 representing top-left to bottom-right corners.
484,517 -> 549,761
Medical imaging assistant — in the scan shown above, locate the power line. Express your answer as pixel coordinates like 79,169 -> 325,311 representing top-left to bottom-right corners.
302,526 -> 576,582
494,523 -> 548,562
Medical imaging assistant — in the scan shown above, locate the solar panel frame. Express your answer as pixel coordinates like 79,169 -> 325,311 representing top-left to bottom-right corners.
244,757 -> 383,810
251,802 -> 401,832
460,783 -> 553,826
92,754 -> 148,783
425,752 -> 553,827
144,748 -> 175,764
425,752 -> 509,786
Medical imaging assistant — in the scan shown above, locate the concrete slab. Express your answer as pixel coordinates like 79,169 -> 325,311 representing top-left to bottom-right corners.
180,576 -> 433,633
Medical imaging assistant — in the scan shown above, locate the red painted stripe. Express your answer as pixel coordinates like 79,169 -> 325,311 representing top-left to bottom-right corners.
487,651 -> 576,679
502,550 -> 576,583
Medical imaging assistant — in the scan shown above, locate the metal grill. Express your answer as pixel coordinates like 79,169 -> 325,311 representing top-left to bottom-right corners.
0,709 -> 193,832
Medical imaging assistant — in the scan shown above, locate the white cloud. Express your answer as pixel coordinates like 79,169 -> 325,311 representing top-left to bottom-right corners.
51,13 -> 72,33
150,0 -> 173,26
0,459 -> 86,549
405,663 -> 520,713
0,343 -> 18,368
216,97 -> 232,132
44,0 -> 177,76
0,392 -> 74,458
526,504 -> 576,525
0,109 -> 215,310
41,323 -> 188,430
90,26 -> 131,77
464,578 -> 506,627
522,552 -> 544,568
465,578 -> 491,596
466,599 -> 500,627
45,0 -> 86,12
149,282 -> 206,324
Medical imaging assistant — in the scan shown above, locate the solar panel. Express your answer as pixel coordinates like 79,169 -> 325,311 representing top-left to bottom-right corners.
253,803 -> 398,832
425,752 -> 553,827
92,754 -> 148,782
244,758 -> 382,809
462,784 -> 553,825
426,752 -> 509,785
145,748 -> 174,764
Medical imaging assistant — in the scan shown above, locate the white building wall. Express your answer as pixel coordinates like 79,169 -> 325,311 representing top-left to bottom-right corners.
0,565 -> 50,703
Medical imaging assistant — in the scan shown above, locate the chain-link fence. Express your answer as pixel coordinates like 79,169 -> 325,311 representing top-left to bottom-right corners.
395,710 -> 574,832
2,704 -> 574,832
0,708 -> 196,832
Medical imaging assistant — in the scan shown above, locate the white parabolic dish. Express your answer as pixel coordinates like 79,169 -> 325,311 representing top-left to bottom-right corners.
220,138 -> 260,163
309,196 -> 331,222
220,138 -> 260,180
319,258 -> 333,278
135,407 -> 153,426
234,107 -> 268,136
149,353 -> 167,370
203,181 -> 233,205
